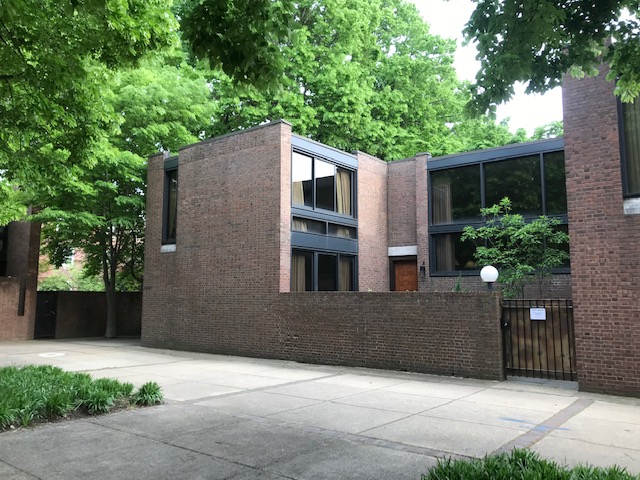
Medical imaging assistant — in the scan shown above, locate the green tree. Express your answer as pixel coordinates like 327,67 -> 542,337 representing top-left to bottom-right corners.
464,0 -> 640,115
0,0 -> 178,222
201,0 -> 475,161
461,197 -> 569,297
531,121 -> 564,140
178,0 -> 295,87
35,59 -> 218,338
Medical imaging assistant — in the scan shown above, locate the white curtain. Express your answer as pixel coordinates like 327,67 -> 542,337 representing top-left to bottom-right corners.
336,169 -> 351,215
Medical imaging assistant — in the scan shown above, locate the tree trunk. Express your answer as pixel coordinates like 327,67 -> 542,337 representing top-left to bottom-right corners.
104,283 -> 117,338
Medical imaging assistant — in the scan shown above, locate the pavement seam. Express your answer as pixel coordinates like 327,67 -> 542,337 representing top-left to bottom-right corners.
87,420 -> 300,480
493,397 -> 594,454
0,458 -> 42,479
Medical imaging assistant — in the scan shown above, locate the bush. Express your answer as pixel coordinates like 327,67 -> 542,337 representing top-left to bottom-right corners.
132,382 -> 164,406
0,365 -> 163,429
422,449 -> 637,480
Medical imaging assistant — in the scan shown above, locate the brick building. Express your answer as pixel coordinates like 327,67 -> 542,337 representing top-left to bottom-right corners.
563,67 -> 640,396
0,219 -> 40,341
142,66 -> 639,395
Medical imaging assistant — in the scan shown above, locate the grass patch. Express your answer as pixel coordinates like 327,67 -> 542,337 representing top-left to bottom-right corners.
0,365 -> 163,430
422,449 -> 639,480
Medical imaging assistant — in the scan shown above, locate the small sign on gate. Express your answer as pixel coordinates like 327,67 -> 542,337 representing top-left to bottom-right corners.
530,307 -> 547,320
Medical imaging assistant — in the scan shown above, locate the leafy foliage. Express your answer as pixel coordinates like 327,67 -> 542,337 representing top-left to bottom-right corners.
0,0 -> 179,222
178,0 -> 295,87
132,382 -> 164,406
201,0 -> 526,160
532,121 -> 564,140
422,448 -> 637,480
34,57 -> 216,336
0,365 -> 154,430
461,197 -> 569,297
464,0 -> 640,115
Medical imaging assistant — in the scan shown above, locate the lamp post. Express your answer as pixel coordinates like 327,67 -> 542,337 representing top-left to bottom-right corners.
480,265 -> 499,291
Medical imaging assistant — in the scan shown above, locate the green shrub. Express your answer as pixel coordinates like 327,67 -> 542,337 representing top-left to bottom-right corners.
133,382 -> 163,406
0,365 -> 163,429
422,449 -> 638,480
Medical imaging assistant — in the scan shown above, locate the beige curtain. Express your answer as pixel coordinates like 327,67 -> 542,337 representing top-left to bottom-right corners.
339,256 -> 352,291
291,253 -> 306,291
624,98 -> 640,195
292,181 -> 304,205
336,170 -> 351,215
336,227 -> 351,238
435,234 -> 455,272
292,218 -> 308,232
432,182 -> 452,224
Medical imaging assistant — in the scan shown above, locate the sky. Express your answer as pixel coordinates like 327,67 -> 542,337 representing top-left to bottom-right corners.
408,0 -> 563,135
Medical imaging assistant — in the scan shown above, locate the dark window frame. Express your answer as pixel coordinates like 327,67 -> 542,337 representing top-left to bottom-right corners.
618,97 -> 640,199
427,140 -> 569,276
291,248 -> 358,292
162,157 -> 178,245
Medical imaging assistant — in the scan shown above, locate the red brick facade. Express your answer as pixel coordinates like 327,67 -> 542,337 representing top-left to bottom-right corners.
563,67 -> 640,396
0,221 -> 40,341
141,121 -> 505,379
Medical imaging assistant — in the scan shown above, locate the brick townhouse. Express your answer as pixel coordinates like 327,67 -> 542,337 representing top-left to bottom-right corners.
142,66 -> 639,395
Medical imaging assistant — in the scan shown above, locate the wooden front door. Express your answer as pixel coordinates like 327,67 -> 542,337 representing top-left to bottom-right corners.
394,260 -> 418,291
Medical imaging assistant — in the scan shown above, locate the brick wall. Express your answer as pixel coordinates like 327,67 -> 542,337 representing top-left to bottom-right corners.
563,67 -> 640,396
388,159 -> 417,247
0,221 -> 40,340
142,122 -> 503,380
428,274 -> 572,298
356,151 -> 389,291
278,292 -> 504,379
53,292 -> 142,338
142,121 -> 290,354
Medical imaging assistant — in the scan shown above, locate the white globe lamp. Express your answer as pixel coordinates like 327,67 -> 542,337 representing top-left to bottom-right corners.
480,265 -> 499,291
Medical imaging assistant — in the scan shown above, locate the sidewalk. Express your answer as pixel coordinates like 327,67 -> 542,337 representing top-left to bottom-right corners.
0,338 -> 639,479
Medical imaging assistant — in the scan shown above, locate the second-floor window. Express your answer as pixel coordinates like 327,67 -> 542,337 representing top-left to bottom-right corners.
621,97 -> 640,197
292,151 -> 353,216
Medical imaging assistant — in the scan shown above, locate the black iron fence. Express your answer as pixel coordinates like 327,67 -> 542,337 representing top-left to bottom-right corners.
502,299 -> 577,381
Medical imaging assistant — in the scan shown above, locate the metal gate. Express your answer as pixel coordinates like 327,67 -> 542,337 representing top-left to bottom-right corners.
502,299 -> 577,381
35,292 -> 57,339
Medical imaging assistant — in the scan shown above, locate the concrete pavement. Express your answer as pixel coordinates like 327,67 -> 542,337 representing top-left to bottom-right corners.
0,338 -> 639,479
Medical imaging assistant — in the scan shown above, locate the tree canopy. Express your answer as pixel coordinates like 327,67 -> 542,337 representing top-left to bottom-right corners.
0,0 -> 178,223
464,0 -> 640,115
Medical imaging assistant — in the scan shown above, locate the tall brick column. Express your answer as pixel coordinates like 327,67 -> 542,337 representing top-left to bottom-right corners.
563,67 -> 640,396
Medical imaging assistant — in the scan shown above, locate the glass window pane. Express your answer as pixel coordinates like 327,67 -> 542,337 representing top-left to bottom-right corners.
485,155 -> 542,215
431,166 -> 481,225
165,169 -> 178,243
292,217 -> 326,234
315,159 -> 335,211
544,151 -> 567,215
317,253 -> 337,291
328,224 -> 356,239
335,168 -> 352,215
339,255 -> 355,291
623,98 -> 640,196
292,152 -> 313,207
432,233 -> 478,273
291,250 -> 313,291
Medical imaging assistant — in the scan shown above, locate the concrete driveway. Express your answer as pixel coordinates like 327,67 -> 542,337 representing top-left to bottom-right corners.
1,338 -> 639,479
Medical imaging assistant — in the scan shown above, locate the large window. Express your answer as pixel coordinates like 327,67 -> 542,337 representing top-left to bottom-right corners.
291,250 -> 356,291
163,167 -> 178,245
290,142 -> 358,291
292,152 -> 353,216
620,97 -> 640,197
428,144 -> 568,275
0,225 -> 7,276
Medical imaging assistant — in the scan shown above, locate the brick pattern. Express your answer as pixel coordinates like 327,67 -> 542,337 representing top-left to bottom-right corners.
388,159 -> 417,247
142,122 -> 289,353
428,274 -> 572,298
51,292 -> 141,338
142,122 -> 504,379
356,151 -> 389,292
278,292 -> 504,379
0,221 -> 40,340
564,67 -> 640,396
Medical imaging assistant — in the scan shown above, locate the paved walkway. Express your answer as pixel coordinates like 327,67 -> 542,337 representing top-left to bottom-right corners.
0,339 -> 639,479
